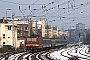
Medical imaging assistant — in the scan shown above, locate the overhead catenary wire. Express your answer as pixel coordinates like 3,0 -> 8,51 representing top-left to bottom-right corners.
0,0 -> 19,4
0,0 -> 69,19
32,0 -> 40,5
23,0 -> 61,19
0,0 -> 43,5
18,4 -> 25,18
31,0 -> 77,19
0,0 -> 90,22
0,0 -> 90,30
41,2 -> 90,24
23,0 -> 90,22
50,1 -> 90,20
28,1 -> 70,19
47,0 -> 89,19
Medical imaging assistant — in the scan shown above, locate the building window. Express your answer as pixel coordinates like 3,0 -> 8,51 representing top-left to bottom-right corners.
3,42 -> 5,45
17,33 -> 19,35
8,26 -> 11,30
45,34 -> 47,37
45,30 -> 47,33
17,27 -> 19,30
20,27 -> 22,30
8,37 -> 10,38
24,27 -> 28,30
3,34 -> 5,39
21,33 -> 22,36
49,30 -> 51,32
49,34 -> 51,36
24,33 -> 26,36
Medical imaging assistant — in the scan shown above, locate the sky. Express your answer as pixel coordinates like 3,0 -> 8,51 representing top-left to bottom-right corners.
0,0 -> 90,30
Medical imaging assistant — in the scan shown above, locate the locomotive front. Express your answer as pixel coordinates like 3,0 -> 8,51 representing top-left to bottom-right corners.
25,37 -> 43,51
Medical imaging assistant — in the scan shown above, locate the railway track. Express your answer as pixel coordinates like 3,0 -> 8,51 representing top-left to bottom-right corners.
67,46 -> 90,60
36,51 -> 51,60
17,52 -> 28,60
17,49 -> 58,60
0,50 -> 26,60
61,48 -> 71,58
0,51 -> 17,60
0,45 -> 90,60
79,47 -> 90,59
49,46 -> 90,60
85,46 -> 90,55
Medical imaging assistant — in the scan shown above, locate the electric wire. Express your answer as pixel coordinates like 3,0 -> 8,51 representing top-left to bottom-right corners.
0,0 -> 90,24
0,0 -> 43,5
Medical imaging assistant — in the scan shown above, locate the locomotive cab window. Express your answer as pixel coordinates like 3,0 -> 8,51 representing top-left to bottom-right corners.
27,38 -> 36,42
32,38 -> 36,42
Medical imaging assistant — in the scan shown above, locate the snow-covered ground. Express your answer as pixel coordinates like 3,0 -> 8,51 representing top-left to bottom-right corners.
0,52 -> 26,60
49,45 -> 90,60
8,52 -> 26,60
0,45 -> 90,60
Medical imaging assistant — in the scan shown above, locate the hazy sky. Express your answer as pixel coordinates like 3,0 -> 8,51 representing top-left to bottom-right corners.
0,0 -> 90,30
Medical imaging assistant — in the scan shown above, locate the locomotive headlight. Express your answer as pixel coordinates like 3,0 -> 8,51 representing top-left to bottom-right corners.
26,45 -> 28,46
35,44 -> 39,46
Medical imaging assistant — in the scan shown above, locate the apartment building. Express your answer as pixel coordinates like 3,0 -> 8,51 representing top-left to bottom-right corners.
37,20 -> 45,38
0,18 -> 26,48
8,19 -> 29,38
8,19 -> 59,38
45,25 -> 52,38
52,26 -> 59,38
0,23 -> 18,48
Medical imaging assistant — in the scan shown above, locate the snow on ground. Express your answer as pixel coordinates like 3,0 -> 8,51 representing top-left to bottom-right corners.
0,45 -> 90,60
23,54 -> 30,60
68,46 -> 90,60
8,52 -> 26,60
49,45 -> 90,60
50,48 -> 69,60
23,53 -> 32,60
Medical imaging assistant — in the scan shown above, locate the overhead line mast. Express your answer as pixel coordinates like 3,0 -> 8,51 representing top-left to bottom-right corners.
28,18 -> 33,37
12,13 -> 16,48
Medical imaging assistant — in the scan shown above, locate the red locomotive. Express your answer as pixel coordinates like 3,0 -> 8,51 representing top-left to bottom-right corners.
25,35 -> 43,52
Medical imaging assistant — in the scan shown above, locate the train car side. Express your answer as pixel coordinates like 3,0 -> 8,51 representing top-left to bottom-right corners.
42,38 -> 51,50
51,39 -> 67,48
42,38 -> 67,49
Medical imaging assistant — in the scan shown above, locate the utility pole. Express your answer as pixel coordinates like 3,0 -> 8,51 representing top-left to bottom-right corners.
12,13 -> 16,48
28,18 -> 32,36
36,21 -> 38,35
46,19 -> 49,38
28,18 -> 30,36
47,21 -> 49,38
78,33 -> 80,47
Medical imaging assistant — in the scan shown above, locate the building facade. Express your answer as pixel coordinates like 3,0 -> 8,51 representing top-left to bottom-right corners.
8,19 -> 59,38
76,23 -> 85,30
52,26 -> 59,38
0,23 -> 18,48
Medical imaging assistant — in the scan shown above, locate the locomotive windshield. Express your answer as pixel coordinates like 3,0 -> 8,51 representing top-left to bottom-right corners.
27,38 -> 36,42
